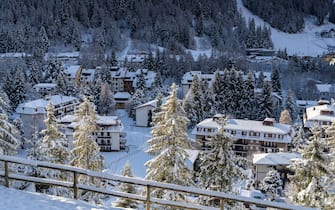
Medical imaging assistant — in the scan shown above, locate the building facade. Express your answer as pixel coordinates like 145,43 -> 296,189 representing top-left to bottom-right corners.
192,115 -> 294,158
303,100 -> 335,128
59,115 -> 127,152
15,95 -> 80,138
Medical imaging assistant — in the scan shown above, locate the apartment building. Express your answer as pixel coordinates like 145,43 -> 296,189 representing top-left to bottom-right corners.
303,100 -> 335,128
59,115 -> 127,152
15,95 -> 80,138
192,115 -> 294,158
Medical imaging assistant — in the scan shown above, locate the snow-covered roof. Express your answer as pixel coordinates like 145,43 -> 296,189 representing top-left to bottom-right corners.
254,71 -> 271,82
305,104 -> 335,123
46,52 -> 80,59
253,152 -> 301,165
296,100 -> 318,107
59,115 -> 121,126
64,65 -> 81,78
80,68 -> 96,82
16,95 -> 79,114
134,97 -> 167,109
33,83 -> 57,88
133,69 -> 157,88
124,54 -> 147,63
194,118 -> 292,135
316,84 -> 333,93
181,71 -> 220,85
114,92 -> 131,99
0,52 -> 30,58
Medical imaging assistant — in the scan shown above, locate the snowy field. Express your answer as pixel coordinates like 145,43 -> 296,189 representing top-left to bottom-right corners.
102,109 -> 152,178
0,186 -> 121,210
236,0 -> 335,56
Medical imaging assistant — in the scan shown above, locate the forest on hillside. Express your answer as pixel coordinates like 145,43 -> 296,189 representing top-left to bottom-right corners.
0,0 -> 272,55
243,0 -> 334,33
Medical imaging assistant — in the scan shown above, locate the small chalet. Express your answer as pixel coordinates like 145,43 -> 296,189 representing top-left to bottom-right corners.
134,97 -> 166,127
114,92 -> 131,109
33,83 -> 56,97
253,152 -> 301,188
59,115 -> 127,152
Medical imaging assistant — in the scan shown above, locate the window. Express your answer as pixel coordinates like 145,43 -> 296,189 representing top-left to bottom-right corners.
242,131 -> 247,136
231,130 -> 236,135
249,131 -> 260,137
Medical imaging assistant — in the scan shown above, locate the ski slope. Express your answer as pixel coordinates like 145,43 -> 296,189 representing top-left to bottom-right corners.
237,0 -> 335,56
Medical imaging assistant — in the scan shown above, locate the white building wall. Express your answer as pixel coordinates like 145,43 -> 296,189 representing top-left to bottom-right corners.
136,106 -> 153,127
111,133 -> 120,150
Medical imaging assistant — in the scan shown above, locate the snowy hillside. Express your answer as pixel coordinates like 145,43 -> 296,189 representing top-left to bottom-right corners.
0,186 -> 121,210
237,0 -> 335,56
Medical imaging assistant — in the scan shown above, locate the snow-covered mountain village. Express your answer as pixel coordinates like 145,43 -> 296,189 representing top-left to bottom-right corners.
1,0 -> 335,210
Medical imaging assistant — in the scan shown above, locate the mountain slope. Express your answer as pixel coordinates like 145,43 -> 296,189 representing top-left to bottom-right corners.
237,0 -> 335,56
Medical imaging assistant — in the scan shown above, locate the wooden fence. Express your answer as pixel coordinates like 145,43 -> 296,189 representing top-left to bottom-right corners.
0,155 -> 317,210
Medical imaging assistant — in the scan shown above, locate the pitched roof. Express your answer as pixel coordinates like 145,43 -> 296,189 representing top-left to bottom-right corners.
253,152 -> 301,165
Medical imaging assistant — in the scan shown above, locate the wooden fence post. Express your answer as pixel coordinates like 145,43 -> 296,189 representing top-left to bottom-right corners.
73,171 -> 78,199
4,161 -> 9,188
220,199 -> 225,210
146,185 -> 150,210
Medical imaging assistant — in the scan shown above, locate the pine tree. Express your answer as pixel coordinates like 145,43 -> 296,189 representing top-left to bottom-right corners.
97,82 -> 115,115
55,71 -> 69,96
128,88 -> 146,120
257,82 -> 274,120
285,89 -> 297,122
38,26 -> 50,54
183,74 -> 204,127
260,169 -> 283,201
271,68 -> 281,95
9,67 -> 26,109
0,95 -> 20,155
288,127 -> 331,209
114,161 -> 138,209
145,83 -> 194,201
279,109 -> 292,125
71,97 -> 104,202
136,69 -> 146,90
196,117 -> 248,207
39,103 -> 70,164
211,70 -> 223,114
241,71 -> 255,120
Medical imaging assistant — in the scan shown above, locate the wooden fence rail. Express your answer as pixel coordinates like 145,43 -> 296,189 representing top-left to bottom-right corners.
0,155 -> 317,210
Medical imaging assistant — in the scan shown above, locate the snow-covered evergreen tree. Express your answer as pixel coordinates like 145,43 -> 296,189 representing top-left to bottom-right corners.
97,82 -> 115,115
257,82 -> 274,120
196,117 -> 248,207
279,109 -> 292,125
0,95 -> 20,155
271,68 -> 281,95
136,69 -> 146,90
145,83 -> 194,202
39,103 -> 70,164
55,71 -> 69,96
241,71 -> 255,120
114,161 -> 138,209
260,169 -> 282,201
71,97 -> 105,202
71,97 -> 104,171
128,88 -> 147,120
201,80 -> 214,119
288,127 -> 331,209
183,74 -> 204,127
285,89 -> 297,122
211,70 -> 223,114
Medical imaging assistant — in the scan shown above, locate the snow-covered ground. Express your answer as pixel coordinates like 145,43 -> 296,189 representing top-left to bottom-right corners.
0,186 -> 121,210
102,109 -> 151,178
236,0 -> 335,56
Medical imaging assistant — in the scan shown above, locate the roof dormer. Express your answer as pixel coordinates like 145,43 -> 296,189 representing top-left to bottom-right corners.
263,118 -> 275,126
